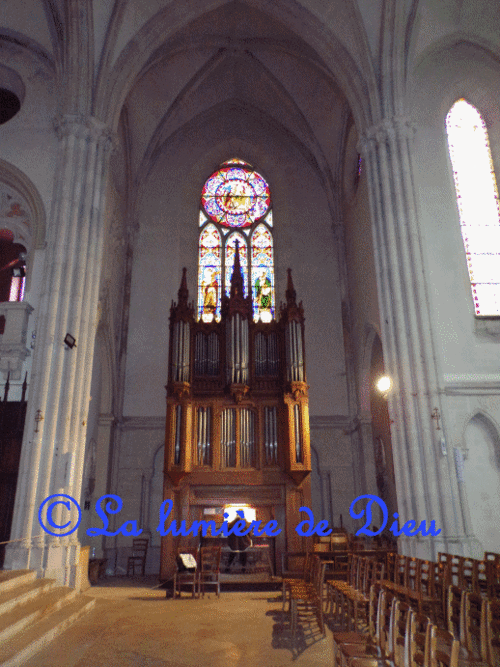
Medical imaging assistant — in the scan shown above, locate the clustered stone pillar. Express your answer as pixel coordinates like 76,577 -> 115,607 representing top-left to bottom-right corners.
359,117 -> 471,559
5,115 -> 115,585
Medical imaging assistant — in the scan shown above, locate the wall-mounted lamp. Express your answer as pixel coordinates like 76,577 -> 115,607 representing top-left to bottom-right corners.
375,375 -> 392,397
64,333 -> 76,349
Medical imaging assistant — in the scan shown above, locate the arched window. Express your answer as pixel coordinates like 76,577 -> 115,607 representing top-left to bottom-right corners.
446,99 -> 500,316
0,229 -> 26,302
198,158 -> 274,322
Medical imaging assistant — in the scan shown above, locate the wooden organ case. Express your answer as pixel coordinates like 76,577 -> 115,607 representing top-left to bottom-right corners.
161,256 -> 312,579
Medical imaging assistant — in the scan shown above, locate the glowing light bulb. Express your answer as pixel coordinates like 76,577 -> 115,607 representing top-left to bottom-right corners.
376,376 -> 392,394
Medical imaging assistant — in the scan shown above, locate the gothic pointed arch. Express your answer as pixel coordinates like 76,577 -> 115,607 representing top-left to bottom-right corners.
198,158 -> 275,323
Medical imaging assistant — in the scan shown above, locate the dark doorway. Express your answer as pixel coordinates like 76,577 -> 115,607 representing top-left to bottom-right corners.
0,398 -> 27,566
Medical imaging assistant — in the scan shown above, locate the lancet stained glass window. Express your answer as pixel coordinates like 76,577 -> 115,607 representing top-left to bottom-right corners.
198,159 -> 275,322
446,99 -> 500,316
251,225 -> 274,322
198,224 -> 222,322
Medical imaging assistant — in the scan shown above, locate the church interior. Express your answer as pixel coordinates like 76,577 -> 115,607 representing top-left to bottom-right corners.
0,0 -> 500,664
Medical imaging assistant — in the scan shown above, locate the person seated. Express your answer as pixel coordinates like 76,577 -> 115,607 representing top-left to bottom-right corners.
226,512 -> 252,573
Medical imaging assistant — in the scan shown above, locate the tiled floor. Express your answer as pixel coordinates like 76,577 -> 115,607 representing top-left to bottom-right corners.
22,577 -> 333,666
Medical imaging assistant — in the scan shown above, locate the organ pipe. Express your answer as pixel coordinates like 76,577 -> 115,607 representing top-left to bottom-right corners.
172,321 -> 190,382
286,321 -> 304,382
264,406 -> 277,464
174,404 -> 182,464
240,409 -> 255,467
293,404 -> 302,463
197,407 -> 211,465
226,314 -> 249,384
195,332 -> 219,376
221,408 -> 236,467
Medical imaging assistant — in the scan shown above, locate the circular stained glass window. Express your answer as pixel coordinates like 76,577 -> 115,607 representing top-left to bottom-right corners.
201,160 -> 270,228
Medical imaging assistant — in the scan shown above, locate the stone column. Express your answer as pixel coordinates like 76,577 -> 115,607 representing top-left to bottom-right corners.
5,115 -> 115,585
359,117 -> 470,558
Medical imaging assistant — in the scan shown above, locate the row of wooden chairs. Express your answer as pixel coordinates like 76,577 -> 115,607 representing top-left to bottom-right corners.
282,553 -> 326,637
327,555 -> 384,630
333,583 -> 499,667
381,582 -> 500,666
332,586 -> 462,667
438,552 -> 500,598
383,551 -> 500,624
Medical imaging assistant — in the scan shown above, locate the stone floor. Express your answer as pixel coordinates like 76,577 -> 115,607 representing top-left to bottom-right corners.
22,577 -> 334,667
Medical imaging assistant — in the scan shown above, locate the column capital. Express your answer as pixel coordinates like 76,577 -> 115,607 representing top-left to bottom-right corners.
53,114 -> 118,151
358,116 -> 416,153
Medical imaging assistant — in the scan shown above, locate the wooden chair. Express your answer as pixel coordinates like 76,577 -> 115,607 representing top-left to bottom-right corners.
429,626 -> 459,667
173,548 -> 198,598
419,559 -> 442,624
126,537 -> 148,575
462,591 -> 488,666
332,583 -> 384,667
485,599 -> 500,667
344,560 -> 385,633
337,557 -> 371,630
289,555 -> 326,638
485,558 -> 500,600
282,551 -> 312,611
408,612 -> 432,667
198,545 -> 221,597
458,557 -> 477,592
334,591 -> 396,667
407,557 -> 421,592
389,599 -> 412,667
386,551 -> 397,582
394,554 -> 409,587
328,553 -> 359,620
446,585 -> 465,645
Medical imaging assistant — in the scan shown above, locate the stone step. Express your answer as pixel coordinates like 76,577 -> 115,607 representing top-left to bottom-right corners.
0,578 -> 57,616
0,595 -> 96,667
0,570 -> 36,595
0,585 -> 77,645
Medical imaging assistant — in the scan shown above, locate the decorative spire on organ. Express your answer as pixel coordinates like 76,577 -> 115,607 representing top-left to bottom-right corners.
171,267 -> 194,323
231,239 -> 244,299
222,239 -> 252,320
281,268 -> 304,323
286,268 -> 296,305
222,240 -> 251,389
178,267 -> 189,305
169,268 -> 193,386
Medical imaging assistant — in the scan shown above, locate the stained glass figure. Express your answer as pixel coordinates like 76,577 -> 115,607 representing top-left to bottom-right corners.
201,161 -> 270,228
225,232 -> 248,296
446,99 -> 500,316
198,224 -> 222,322
251,225 -> 274,321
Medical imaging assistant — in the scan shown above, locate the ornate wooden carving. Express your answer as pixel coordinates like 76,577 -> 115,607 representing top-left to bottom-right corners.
162,264 -> 312,579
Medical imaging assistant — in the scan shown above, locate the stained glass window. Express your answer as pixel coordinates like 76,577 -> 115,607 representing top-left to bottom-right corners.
251,225 -> 274,322
198,224 -> 222,322
446,99 -> 500,316
201,160 -> 270,228
198,159 -> 275,320
225,232 -> 248,297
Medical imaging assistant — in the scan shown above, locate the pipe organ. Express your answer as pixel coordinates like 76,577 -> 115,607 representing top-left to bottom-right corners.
161,263 -> 312,578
